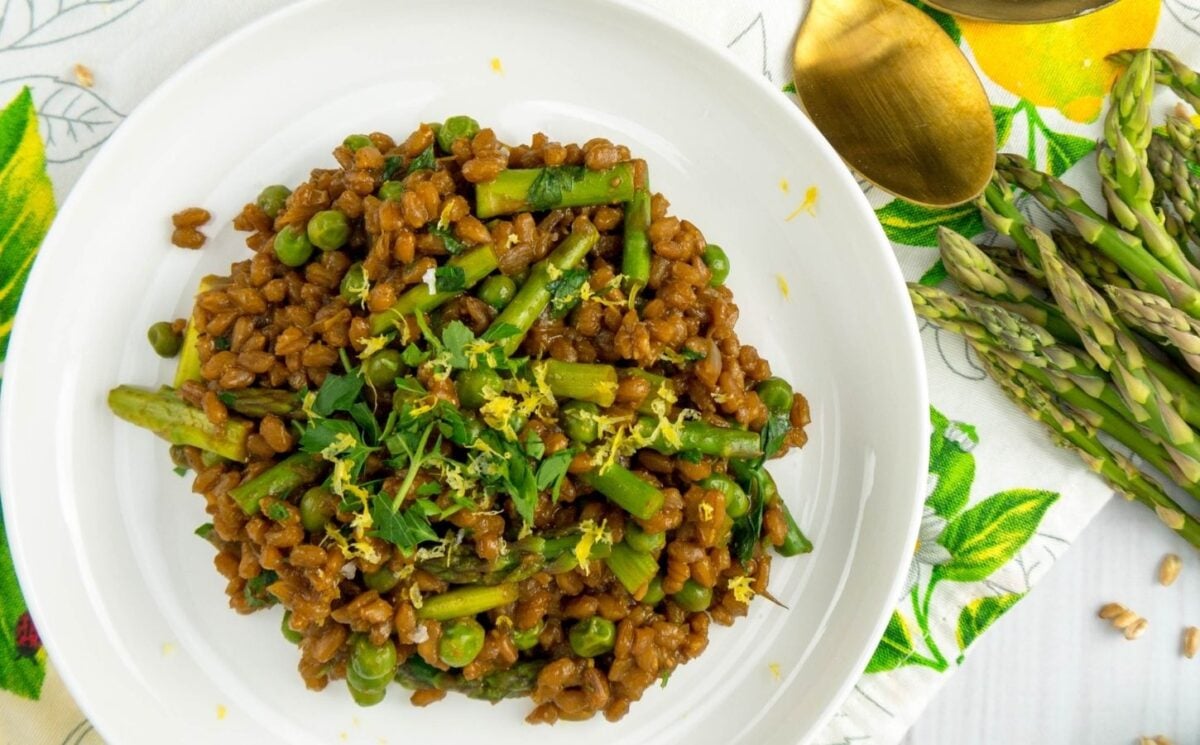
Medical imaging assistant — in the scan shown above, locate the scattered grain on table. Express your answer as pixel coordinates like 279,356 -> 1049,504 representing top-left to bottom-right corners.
1098,602 -> 1148,640
1158,553 -> 1181,586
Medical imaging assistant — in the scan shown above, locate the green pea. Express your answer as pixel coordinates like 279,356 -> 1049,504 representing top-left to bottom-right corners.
672,579 -> 712,612
624,524 -> 665,554
347,683 -> 385,707
437,115 -> 481,153
511,621 -> 544,651
377,180 -> 405,202
560,400 -> 600,444
343,134 -> 373,151
340,262 -> 369,304
363,567 -> 401,593
478,275 -> 517,311
147,321 -> 182,358
756,377 -> 794,416
307,210 -> 351,251
456,368 -> 504,410
641,576 -> 665,606
438,618 -> 486,667
274,224 -> 314,267
299,486 -> 338,533
699,473 -> 749,519
349,634 -> 398,683
363,349 -> 405,388
702,244 -> 730,286
568,616 -> 616,658
280,610 -> 303,644
256,184 -> 291,219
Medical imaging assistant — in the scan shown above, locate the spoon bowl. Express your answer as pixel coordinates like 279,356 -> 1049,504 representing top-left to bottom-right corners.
792,0 -> 995,207
923,0 -> 1118,23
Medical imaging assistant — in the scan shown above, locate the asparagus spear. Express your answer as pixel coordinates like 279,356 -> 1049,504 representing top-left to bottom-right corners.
727,459 -> 812,555
622,181 -> 652,290
1166,113 -> 1200,164
221,388 -> 303,418
416,531 -> 611,584
979,352 -> 1200,549
108,385 -> 252,462
1039,244 -> 1200,482
604,541 -> 658,594
977,175 -> 1047,271
227,452 -> 324,515
633,416 -> 763,460
1056,231 -> 1134,291
1107,285 -> 1200,373
174,276 -> 225,387
416,583 -> 519,620
1111,48 -> 1200,112
623,369 -> 678,415
368,244 -> 499,335
535,360 -> 618,407
978,242 -> 1047,290
485,222 -> 599,355
579,464 -> 665,520
475,163 -> 636,219
394,658 -> 545,702
1147,135 -> 1200,250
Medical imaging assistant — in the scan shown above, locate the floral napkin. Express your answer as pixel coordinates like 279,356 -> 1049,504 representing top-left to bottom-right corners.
0,0 -> 1190,743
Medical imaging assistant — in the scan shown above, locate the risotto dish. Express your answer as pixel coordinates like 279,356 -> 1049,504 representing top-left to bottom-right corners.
109,117 -> 812,723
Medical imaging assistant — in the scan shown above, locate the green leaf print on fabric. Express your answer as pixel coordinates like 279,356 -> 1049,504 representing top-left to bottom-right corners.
875,199 -> 984,247
918,260 -> 949,287
864,408 -> 1057,676
1044,128 -> 1096,177
864,611 -> 917,674
0,87 -> 56,362
956,593 -> 1024,662
0,500 -> 46,700
993,104 -> 1016,149
935,489 -> 1058,582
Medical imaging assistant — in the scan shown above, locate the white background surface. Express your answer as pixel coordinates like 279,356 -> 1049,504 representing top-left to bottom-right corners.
902,496 -> 1200,745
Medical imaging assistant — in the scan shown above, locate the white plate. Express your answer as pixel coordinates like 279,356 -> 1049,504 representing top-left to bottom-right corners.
0,1 -> 927,743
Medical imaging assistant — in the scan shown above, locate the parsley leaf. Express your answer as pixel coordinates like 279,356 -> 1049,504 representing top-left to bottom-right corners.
406,145 -> 436,175
265,502 -> 290,522
430,224 -> 466,255
299,418 -> 360,454
435,265 -> 467,293
173,465 -> 189,477
370,494 -> 438,555
213,336 -> 231,351
401,343 -> 429,367
434,400 -> 475,446
313,371 -> 365,417
760,410 -> 790,462
382,156 -> 405,180
441,320 -> 474,369
523,429 -> 545,460
194,523 -> 215,540
482,323 -> 520,344
731,469 -> 768,564
244,570 -> 280,609
681,348 -> 706,362
547,268 -> 589,315
349,401 -> 382,444
415,482 -> 443,497
527,165 -> 585,211
535,449 -> 573,502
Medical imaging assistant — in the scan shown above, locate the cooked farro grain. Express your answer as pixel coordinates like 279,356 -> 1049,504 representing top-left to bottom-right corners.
1184,626 -> 1199,659
109,117 -> 813,723
1099,602 -> 1149,640
1158,553 -> 1182,586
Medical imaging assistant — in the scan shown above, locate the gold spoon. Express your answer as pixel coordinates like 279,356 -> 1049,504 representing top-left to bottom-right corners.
923,0 -> 1118,23
792,0 -> 994,207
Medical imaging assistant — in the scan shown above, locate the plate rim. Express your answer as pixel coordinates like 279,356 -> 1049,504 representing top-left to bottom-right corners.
0,0 -> 929,741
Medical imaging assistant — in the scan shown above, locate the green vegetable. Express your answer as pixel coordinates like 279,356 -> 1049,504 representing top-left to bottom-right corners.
623,523 -> 665,554
700,473 -> 749,519
343,134 -> 372,151
256,184 -> 291,219
476,163 -> 636,218
340,262 -> 369,304
568,616 -> 616,658
511,621 -> 543,651
417,583 -> 520,621
702,244 -> 730,286
672,579 -> 712,612
579,464 -> 665,520
406,145 -> 435,175
435,265 -> 467,293
641,576 -> 665,606
377,180 -> 405,202
369,244 -> 500,334
623,184 -> 652,290
478,275 -> 517,310
756,377 -> 793,416
394,658 -> 545,702
537,360 -> 617,407
456,368 -> 503,410
634,416 -> 762,460
604,542 -> 659,594
280,610 -> 303,644
346,634 -> 398,707
363,567 -> 401,593
307,210 -> 350,251
273,225 -> 314,267
438,618 -> 486,667
107,385 -> 253,463
147,321 -> 182,358
228,452 -> 325,515
363,349 -> 404,388
437,115 -> 481,153
560,400 -> 600,444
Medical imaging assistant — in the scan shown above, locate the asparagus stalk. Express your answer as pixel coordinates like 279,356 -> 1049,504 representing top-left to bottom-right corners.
1056,230 -> 1134,290
623,369 -> 677,415
227,452 -> 324,515
978,242 -> 1047,290
622,182 -> 652,290
579,464 -> 665,520
977,175 -> 1047,270
485,223 -> 599,355
604,541 -> 658,594
980,352 -> 1200,549
727,459 -> 812,555
1111,48 -> 1200,112
1166,113 -> 1200,164
368,244 -> 499,334
222,388 -> 303,418
394,657 -> 544,702
1148,135 -> 1200,250
108,385 -> 252,462
1107,285 -> 1200,373
416,583 -> 519,620
1039,244 -> 1200,482
475,163 -> 637,218
536,360 -> 618,407
173,275 -> 225,387
416,531 -> 611,584
634,416 -> 763,459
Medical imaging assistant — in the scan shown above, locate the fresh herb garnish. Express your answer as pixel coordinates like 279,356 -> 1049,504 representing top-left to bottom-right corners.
430,224 -> 466,255
535,449 -> 573,502
526,165 -> 585,211
759,410 -> 790,462
244,570 -> 280,609
523,429 -> 545,460
369,493 -> 438,556
547,268 -> 590,316
265,502 -> 290,522
382,155 -> 405,180
730,469 -> 768,564
441,320 -> 474,369
482,323 -> 520,344
681,348 -> 707,362
194,523 -> 215,539
312,371 -> 365,417
213,335 -> 231,351
406,145 -> 436,175
415,481 -> 443,497
401,343 -> 429,367
173,465 -> 189,477
434,265 -> 467,293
